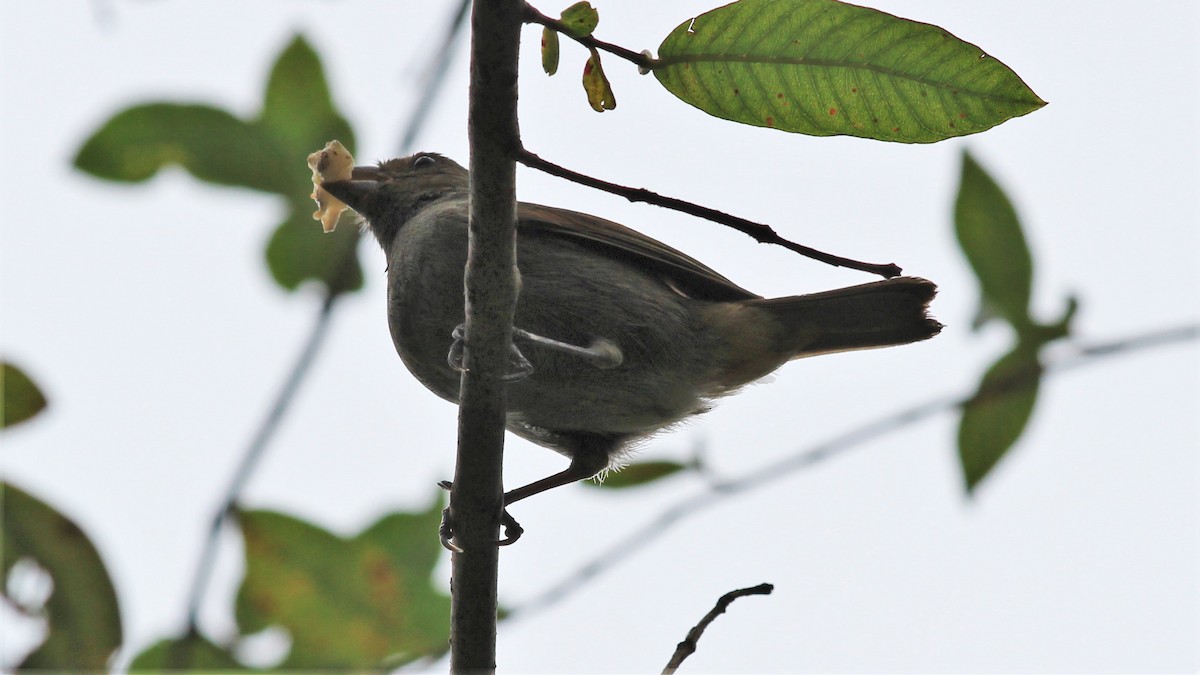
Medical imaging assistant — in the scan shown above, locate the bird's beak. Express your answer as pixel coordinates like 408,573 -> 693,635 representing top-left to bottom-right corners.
322,165 -> 385,212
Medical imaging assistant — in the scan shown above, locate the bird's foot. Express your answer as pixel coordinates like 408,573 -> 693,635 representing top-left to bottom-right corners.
512,328 -> 623,369
447,325 -> 533,382
437,480 -> 524,552
446,324 -> 623,381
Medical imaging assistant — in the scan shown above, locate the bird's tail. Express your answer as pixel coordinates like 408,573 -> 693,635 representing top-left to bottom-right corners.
749,276 -> 942,358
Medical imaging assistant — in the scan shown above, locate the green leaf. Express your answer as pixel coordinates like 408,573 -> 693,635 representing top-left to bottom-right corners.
957,344 -> 1042,492
258,35 -> 356,199
2,362 -> 48,428
266,212 -> 363,293
542,27 -> 561,75
73,104 -> 293,194
2,483 -> 122,670
72,34 -> 362,295
582,49 -> 616,112
587,461 -> 690,489
235,495 -> 450,670
560,1 -> 599,38
129,633 -> 244,671
654,0 -> 1045,143
954,150 -> 1034,333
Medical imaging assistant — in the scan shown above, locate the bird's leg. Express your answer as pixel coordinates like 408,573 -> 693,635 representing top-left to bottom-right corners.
447,324 -> 623,382
511,328 -> 624,370
446,324 -> 532,381
437,439 -> 612,550
437,481 -> 524,552
502,449 -> 611,506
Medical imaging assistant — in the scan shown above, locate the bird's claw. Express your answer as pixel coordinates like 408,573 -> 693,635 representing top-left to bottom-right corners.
446,324 -> 623,381
437,480 -> 525,551
447,324 -> 533,381
512,328 -> 623,369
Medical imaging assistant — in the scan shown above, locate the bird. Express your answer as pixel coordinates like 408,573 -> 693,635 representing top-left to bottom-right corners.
321,152 -> 941,540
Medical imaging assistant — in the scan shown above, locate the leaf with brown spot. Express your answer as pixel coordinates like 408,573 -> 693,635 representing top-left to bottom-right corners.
235,493 -> 450,669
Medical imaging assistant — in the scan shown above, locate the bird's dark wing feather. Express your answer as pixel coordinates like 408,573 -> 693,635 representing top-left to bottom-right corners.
518,203 -> 760,302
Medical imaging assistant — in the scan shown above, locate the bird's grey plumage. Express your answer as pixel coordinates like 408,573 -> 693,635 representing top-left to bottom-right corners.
322,152 -> 942,506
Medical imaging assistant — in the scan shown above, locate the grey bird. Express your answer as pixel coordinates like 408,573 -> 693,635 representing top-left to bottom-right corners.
322,152 -> 941,539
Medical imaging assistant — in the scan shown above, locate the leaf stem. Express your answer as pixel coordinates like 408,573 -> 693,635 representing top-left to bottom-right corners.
522,2 -> 655,72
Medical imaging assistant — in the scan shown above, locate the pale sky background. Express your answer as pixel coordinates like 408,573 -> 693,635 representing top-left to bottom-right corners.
2,1 -> 1197,673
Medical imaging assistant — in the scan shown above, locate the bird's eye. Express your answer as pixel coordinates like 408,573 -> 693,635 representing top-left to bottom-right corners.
413,155 -> 436,169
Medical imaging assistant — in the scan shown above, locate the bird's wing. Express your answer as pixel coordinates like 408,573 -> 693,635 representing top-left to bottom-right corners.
518,203 -> 761,302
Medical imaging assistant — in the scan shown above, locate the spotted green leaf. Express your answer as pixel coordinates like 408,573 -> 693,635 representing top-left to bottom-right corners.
542,27 -> 561,75
583,49 -> 616,111
654,0 -> 1045,143
235,495 -> 450,669
560,1 -> 599,38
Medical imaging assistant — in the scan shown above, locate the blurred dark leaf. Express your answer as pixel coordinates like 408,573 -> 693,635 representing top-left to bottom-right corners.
542,27 -> 560,75
2,363 -> 47,429
586,460 -> 690,489
266,212 -> 363,293
129,633 -> 244,671
2,483 -> 122,670
73,104 -> 292,194
72,34 -> 361,294
261,36 -> 355,164
235,494 -> 450,669
654,0 -> 1045,143
560,1 -> 599,38
955,150 -> 1034,333
583,48 -> 616,111
958,344 -> 1042,492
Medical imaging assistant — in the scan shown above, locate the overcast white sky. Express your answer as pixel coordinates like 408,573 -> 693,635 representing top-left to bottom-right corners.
2,1 -> 1197,672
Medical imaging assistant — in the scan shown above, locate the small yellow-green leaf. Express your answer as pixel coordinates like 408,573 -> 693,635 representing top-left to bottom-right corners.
586,460 -> 690,489
958,345 -> 1042,492
2,362 -> 47,429
2,483 -> 122,670
654,0 -> 1045,143
542,27 -> 561,75
235,494 -> 450,669
560,1 -> 599,38
955,150 -> 1034,333
582,49 -> 616,112
129,633 -> 244,671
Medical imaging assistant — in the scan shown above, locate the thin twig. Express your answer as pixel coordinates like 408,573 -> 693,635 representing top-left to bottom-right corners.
516,147 -> 903,278
522,2 -> 654,71
402,0 -> 472,152
170,292 -> 337,668
170,0 -> 471,663
508,323 -> 1198,622
662,583 -> 775,674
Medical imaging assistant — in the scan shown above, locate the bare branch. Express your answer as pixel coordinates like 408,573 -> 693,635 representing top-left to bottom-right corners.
508,323 -> 1199,623
517,147 -> 903,278
663,583 -> 775,674
449,0 -> 524,671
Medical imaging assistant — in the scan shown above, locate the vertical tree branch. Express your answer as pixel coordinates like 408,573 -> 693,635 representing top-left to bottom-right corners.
450,0 -> 523,671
